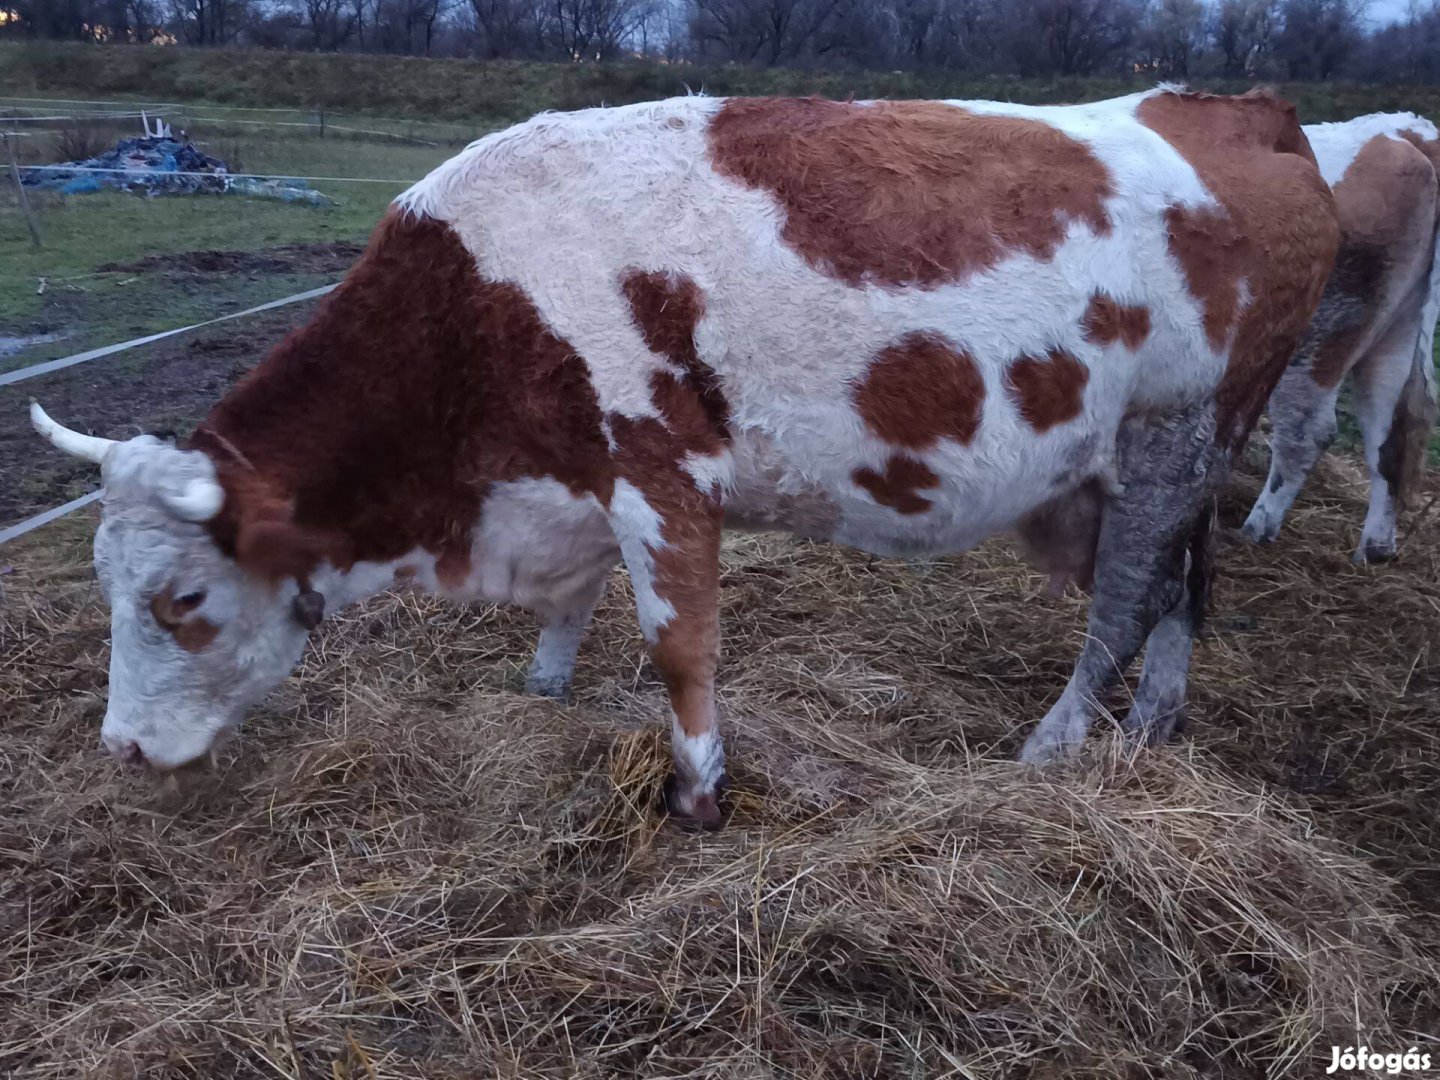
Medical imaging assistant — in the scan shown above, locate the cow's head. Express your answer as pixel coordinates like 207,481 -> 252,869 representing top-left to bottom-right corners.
31,404 -> 326,771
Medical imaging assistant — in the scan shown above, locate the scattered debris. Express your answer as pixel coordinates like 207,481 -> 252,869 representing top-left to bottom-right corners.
20,136 -> 332,205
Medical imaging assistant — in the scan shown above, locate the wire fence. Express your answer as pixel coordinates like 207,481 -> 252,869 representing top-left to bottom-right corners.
13,163 -> 417,184
0,96 -> 453,542
0,284 -> 343,545
0,94 -> 484,141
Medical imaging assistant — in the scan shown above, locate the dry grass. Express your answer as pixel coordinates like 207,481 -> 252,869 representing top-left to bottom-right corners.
51,123 -> 110,165
1,448 -> 1438,1078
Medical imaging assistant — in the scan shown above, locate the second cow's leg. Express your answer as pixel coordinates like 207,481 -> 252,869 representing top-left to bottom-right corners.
1241,363 -> 1342,546
1350,307 -> 1428,563
1019,404 -> 1218,763
607,472 -> 727,829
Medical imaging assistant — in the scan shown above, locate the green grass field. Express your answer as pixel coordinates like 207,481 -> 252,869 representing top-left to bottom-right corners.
0,127 -> 449,369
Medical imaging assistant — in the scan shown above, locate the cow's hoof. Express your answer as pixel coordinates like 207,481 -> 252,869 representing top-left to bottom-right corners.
523,675 -> 570,700
1354,542 -> 1397,565
1239,518 -> 1277,546
1121,704 -> 1185,746
1017,729 -> 1079,765
662,773 -> 726,832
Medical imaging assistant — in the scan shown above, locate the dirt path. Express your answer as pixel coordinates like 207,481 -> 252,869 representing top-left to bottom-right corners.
0,302 -> 323,527
98,241 -> 364,277
0,241 -> 363,528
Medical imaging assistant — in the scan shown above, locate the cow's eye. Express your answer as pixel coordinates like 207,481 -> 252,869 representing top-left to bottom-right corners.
175,591 -> 206,609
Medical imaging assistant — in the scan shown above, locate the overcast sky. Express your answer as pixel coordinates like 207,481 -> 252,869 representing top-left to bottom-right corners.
1361,0 -> 1411,26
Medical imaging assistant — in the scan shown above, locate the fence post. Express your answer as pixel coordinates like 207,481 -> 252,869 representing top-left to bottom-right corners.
3,131 -> 42,248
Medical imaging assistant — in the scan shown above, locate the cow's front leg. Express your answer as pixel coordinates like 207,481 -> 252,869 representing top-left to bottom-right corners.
1020,404 -> 1218,763
607,475 -> 726,830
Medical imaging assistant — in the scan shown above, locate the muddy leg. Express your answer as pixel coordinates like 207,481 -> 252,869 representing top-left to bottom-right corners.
1019,405 -> 1218,763
1122,504 -> 1214,745
1241,364 -> 1341,546
524,586 -> 605,700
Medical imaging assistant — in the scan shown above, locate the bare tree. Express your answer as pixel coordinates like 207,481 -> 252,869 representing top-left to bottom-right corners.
547,0 -> 651,58
1210,0 -> 1278,76
1004,0 -> 1141,75
689,0 -> 852,64
167,0 -> 253,43
295,0 -> 360,48
1141,0 -> 1205,76
1355,0 -> 1440,82
468,0 -> 541,54
1272,0 -> 1365,78
371,0 -> 450,52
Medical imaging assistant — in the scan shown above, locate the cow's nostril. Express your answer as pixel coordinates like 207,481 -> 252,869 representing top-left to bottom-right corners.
114,739 -> 147,769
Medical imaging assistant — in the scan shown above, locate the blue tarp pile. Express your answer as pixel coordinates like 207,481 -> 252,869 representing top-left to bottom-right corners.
21,136 -> 332,205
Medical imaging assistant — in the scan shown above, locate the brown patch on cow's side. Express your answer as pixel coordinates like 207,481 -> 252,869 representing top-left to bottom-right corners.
149,587 -> 220,653
1160,204 -> 1249,352
853,332 -> 985,449
193,210 -> 614,582
1308,134 -> 1440,388
1137,90 -> 1340,449
1082,293 -> 1151,351
707,98 -> 1113,289
1005,348 -> 1089,432
853,456 -> 940,515
621,271 -> 729,440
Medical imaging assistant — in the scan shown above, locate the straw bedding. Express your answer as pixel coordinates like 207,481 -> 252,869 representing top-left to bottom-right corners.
1,444 -> 1436,1078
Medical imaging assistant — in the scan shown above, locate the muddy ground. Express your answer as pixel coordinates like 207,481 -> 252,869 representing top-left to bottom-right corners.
0,242 -> 360,528
98,241 -> 365,277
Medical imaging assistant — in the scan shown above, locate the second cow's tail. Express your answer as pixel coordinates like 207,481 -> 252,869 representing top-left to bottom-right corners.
1396,211 -> 1440,508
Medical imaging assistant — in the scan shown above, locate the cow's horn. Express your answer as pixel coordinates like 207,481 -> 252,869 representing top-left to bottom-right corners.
30,402 -> 117,465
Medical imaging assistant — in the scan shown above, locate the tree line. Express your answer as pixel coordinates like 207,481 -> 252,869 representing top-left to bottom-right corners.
7,0 -> 1440,83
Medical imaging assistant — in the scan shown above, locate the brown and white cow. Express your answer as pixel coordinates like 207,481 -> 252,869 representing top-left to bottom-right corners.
32,88 -> 1339,828
1243,113 -> 1440,561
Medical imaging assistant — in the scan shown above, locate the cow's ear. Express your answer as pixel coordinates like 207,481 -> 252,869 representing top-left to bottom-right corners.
235,519 -> 331,585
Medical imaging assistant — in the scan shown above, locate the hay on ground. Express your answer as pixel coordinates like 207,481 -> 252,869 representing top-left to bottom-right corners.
0,448 -> 1437,1078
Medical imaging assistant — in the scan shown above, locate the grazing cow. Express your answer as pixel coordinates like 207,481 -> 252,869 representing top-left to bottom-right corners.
33,88 -> 1339,828
1243,113 -> 1440,562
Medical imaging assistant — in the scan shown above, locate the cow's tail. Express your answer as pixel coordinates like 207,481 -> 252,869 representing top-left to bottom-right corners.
1395,210 -> 1440,508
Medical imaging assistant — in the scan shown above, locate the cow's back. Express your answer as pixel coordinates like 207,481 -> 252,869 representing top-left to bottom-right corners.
394,90 -> 1337,557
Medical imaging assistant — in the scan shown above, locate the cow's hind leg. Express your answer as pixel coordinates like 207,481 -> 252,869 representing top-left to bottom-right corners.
1241,363 -> 1341,546
1019,404 -> 1218,763
1122,503 -> 1214,745
1351,307 -> 1427,563
524,584 -> 606,700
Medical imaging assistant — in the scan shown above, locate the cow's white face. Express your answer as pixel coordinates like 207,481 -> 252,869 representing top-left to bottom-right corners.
32,407 -> 319,770
93,501 -> 311,770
